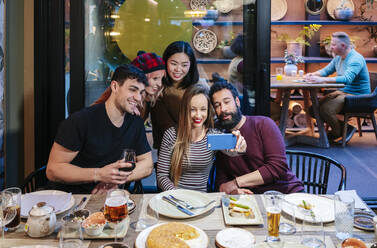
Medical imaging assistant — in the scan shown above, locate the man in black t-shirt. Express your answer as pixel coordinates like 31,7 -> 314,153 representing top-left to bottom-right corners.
46,65 -> 153,194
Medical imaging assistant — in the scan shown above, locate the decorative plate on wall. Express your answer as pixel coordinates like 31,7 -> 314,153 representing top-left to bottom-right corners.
190,0 -> 208,10
327,0 -> 354,19
213,0 -> 234,14
193,29 -> 217,54
271,0 -> 288,21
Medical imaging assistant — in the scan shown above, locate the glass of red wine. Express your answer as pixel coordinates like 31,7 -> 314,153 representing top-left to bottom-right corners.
119,149 -> 136,172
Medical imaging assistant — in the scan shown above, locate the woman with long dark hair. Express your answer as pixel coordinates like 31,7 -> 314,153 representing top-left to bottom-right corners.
150,41 -> 200,150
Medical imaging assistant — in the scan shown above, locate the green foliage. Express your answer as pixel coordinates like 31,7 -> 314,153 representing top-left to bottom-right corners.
278,24 -> 322,47
217,32 -> 236,49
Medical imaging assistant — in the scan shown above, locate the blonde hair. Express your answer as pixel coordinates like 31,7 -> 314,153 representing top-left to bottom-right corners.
170,84 -> 214,185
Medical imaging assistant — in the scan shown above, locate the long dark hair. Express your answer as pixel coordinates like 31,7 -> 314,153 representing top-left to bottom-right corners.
162,41 -> 199,89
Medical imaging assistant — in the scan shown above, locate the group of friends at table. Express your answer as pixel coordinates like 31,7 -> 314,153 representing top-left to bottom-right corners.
44,31 -> 370,197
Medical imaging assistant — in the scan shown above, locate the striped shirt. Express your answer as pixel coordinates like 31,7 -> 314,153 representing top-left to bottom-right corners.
157,127 -> 216,192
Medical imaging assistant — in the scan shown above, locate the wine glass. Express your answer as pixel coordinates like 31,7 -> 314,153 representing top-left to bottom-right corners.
104,189 -> 128,242
120,149 -> 136,172
0,191 -> 17,243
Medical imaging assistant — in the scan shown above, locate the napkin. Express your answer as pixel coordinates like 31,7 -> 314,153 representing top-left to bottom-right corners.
335,190 -> 368,210
21,192 -> 72,216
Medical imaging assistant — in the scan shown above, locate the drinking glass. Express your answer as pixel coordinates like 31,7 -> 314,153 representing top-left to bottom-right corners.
133,196 -> 158,231
334,195 -> 354,240
120,149 -> 136,172
301,209 -> 325,248
104,189 -> 128,242
0,191 -> 16,243
3,187 -> 21,232
291,70 -> 297,77
264,191 -> 282,242
276,67 -> 283,81
280,199 -> 296,235
59,218 -> 83,248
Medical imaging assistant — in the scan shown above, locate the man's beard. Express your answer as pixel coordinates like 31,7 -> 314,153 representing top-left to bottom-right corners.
216,107 -> 242,130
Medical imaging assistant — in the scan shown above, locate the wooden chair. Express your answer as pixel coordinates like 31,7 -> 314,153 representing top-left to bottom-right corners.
20,166 -> 48,193
286,150 -> 346,194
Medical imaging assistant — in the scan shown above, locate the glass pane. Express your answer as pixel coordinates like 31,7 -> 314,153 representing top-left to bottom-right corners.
65,0 -> 70,117
0,0 -> 4,190
84,0 -> 253,112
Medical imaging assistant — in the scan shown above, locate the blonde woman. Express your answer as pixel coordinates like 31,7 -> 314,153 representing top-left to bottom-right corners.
157,84 -> 247,192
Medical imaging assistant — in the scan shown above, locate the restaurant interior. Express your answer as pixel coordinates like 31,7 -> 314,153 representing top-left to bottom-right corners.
1,0 -> 377,247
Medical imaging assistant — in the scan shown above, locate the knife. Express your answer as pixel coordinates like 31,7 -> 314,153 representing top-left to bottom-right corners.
162,196 -> 194,216
73,196 -> 87,211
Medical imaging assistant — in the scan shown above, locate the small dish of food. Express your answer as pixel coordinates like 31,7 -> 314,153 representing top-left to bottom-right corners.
341,237 -> 367,248
221,195 -> 263,225
82,212 -> 106,236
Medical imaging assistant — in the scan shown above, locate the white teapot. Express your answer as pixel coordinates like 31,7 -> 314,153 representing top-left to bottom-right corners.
25,203 -> 56,237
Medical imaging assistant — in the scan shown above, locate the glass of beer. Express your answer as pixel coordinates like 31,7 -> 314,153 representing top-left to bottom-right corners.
0,191 -> 17,241
264,191 -> 282,242
104,189 -> 128,242
3,187 -> 21,232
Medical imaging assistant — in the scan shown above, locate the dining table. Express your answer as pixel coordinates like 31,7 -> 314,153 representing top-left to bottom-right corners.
4,192 -> 377,248
271,76 -> 345,149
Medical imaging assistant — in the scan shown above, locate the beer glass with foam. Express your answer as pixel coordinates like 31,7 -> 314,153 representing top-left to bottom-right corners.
264,191 -> 282,242
104,189 -> 129,242
3,187 -> 21,232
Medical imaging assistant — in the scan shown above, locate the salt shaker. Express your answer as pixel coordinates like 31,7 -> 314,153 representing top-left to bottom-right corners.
298,70 -> 304,77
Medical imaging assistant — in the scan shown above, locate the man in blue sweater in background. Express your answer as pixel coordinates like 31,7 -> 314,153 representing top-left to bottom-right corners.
305,31 -> 370,144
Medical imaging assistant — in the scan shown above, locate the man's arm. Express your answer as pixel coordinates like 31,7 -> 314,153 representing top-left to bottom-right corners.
126,151 -> 153,182
46,142 -> 131,185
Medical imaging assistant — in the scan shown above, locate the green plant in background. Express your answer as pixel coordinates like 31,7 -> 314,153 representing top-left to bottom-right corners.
284,50 -> 304,65
217,32 -> 235,49
278,24 -> 322,46
320,35 -> 358,48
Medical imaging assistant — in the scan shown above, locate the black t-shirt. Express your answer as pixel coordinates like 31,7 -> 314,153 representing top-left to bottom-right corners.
53,103 -> 151,193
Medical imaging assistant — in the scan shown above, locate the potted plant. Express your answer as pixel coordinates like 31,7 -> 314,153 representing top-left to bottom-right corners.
217,32 -> 236,58
284,50 -> 304,76
278,24 -> 321,57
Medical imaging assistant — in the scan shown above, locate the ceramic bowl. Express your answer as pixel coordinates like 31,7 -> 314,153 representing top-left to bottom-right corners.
334,8 -> 354,21
82,223 -> 105,236
341,237 -> 367,248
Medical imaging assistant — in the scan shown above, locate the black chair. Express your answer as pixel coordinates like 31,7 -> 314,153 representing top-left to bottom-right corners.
20,165 -> 48,193
286,150 -> 346,194
341,86 -> 377,147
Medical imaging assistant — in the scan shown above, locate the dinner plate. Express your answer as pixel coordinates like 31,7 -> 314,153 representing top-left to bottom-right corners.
354,210 -> 375,231
283,193 -> 334,223
221,195 -> 264,225
135,223 -> 208,248
21,190 -> 75,218
149,189 -> 216,219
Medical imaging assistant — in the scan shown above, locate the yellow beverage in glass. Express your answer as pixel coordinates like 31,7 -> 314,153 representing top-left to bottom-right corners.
276,75 -> 283,81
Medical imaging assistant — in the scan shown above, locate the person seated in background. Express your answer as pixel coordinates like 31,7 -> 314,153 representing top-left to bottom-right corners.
305,32 -> 370,144
93,51 -> 166,122
157,84 -> 246,192
209,81 -> 304,194
227,33 -> 254,115
46,65 -> 154,194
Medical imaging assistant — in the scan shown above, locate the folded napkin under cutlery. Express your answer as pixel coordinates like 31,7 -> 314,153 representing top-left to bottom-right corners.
21,193 -> 72,216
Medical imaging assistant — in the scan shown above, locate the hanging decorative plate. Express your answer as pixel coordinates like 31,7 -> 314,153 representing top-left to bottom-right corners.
327,0 -> 355,20
193,29 -> 217,54
271,0 -> 288,21
213,0 -> 234,14
190,0 -> 208,10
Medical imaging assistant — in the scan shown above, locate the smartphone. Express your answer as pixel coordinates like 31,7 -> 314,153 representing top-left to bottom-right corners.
207,133 -> 237,150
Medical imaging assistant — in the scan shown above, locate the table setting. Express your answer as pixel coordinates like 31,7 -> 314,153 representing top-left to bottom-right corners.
0,187 -> 376,248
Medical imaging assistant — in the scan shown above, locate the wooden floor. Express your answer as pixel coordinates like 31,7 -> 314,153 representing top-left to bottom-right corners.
143,131 -> 377,198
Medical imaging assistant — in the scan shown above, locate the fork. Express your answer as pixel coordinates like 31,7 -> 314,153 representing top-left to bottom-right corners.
168,195 -> 216,210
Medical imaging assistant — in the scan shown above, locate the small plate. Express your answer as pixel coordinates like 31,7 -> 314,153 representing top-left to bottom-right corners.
221,195 -> 264,225
215,228 -> 255,248
128,199 -> 136,214
354,210 -> 375,231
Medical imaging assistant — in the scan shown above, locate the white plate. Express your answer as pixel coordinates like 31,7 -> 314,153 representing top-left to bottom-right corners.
21,190 -> 75,217
221,195 -> 264,225
283,193 -> 334,223
149,189 -> 216,219
135,223 -> 208,248
215,228 -> 255,248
